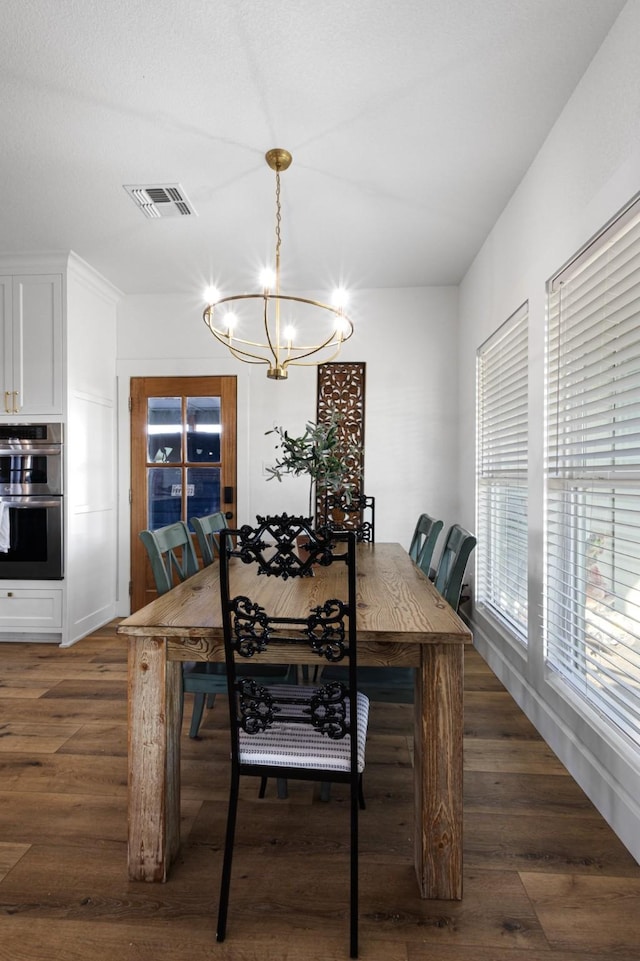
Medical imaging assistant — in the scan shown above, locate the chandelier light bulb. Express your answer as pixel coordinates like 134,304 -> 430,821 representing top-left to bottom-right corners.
202,148 -> 354,380
336,315 -> 349,336
331,287 -> 348,309
260,267 -> 276,291
204,285 -> 220,305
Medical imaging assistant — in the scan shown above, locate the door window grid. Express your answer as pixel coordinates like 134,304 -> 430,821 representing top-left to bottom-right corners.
146,395 -> 222,530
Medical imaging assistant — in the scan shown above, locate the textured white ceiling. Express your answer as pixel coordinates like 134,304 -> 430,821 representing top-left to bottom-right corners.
0,0 -> 627,294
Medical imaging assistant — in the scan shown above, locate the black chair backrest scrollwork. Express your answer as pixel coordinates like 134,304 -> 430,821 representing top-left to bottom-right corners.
326,491 -> 375,543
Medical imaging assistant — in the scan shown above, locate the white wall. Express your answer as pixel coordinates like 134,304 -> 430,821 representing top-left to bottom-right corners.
458,0 -> 640,860
116,284 -> 459,613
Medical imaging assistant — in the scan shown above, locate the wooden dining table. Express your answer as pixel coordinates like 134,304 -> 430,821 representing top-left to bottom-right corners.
117,541 -> 472,900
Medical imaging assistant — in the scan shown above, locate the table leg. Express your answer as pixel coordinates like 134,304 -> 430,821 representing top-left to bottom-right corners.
128,636 -> 182,881
414,642 -> 464,899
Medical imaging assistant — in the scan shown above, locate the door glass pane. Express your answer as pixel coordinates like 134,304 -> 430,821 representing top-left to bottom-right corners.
147,397 -> 182,462
147,466 -> 182,529
187,466 -> 221,521
186,396 -> 221,463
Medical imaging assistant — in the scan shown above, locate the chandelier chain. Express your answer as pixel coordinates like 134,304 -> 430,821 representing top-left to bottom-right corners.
275,168 -> 282,266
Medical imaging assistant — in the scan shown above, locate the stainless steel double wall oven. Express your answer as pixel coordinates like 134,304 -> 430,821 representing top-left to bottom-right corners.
0,423 -> 63,579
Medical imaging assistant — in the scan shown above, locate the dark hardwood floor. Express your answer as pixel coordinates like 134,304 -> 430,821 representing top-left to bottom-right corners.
1,620 -> 640,960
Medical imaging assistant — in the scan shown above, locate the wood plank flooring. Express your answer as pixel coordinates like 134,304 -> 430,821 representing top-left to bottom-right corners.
1,620 -> 640,960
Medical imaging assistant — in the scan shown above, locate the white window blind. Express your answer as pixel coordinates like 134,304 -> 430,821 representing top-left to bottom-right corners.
477,304 -> 528,640
545,195 -> 640,746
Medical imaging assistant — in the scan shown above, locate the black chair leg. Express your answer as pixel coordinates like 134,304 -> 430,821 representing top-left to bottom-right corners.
216,774 -> 239,943
350,780 -> 359,958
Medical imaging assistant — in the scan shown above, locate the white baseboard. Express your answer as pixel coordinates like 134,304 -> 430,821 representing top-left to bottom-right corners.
472,616 -> 640,866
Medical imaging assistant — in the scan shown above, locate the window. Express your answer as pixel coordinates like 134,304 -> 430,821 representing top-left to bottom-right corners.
545,196 -> 640,745
476,303 -> 528,640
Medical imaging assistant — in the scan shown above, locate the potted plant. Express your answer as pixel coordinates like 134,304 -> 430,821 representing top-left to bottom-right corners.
265,410 -> 362,522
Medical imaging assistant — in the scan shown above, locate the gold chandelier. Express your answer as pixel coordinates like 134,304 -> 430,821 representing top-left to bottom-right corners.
203,148 -> 353,380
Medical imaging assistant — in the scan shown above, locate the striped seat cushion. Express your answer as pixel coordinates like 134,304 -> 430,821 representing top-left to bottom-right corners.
238,684 -> 369,773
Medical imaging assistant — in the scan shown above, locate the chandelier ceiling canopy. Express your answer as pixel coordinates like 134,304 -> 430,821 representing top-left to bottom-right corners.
203,149 -> 353,380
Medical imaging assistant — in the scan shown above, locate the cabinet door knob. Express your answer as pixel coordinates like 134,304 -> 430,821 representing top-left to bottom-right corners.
4,390 -> 10,413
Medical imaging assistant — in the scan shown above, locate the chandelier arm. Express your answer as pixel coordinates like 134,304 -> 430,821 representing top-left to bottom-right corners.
287,345 -> 347,367
204,312 -> 271,363
204,299 -> 278,351
209,334 -> 270,365
281,337 -> 344,367
225,342 -> 270,365
262,292 -> 280,371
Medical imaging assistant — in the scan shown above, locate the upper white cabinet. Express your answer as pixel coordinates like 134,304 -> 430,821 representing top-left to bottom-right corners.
1,273 -> 63,416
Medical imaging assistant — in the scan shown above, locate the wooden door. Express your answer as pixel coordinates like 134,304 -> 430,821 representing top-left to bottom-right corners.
130,375 -> 237,611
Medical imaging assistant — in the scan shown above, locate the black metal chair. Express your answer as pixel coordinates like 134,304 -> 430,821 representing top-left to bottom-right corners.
326,491 -> 375,543
216,514 -> 368,959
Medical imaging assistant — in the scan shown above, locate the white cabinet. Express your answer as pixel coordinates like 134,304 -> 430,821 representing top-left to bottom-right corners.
0,253 -> 120,645
0,586 -> 63,631
1,273 -> 63,416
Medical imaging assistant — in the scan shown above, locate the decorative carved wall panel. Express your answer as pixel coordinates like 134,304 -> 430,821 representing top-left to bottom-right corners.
315,362 -> 366,525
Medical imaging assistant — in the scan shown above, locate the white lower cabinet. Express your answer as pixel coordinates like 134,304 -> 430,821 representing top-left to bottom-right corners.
0,587 -> 63,630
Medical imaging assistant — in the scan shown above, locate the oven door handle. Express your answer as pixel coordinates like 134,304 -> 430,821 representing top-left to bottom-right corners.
2,498 -> 62,509
0,446 -> 62,456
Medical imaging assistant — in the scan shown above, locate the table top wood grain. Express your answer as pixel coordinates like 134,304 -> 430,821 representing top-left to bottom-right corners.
118,542 -> 471,648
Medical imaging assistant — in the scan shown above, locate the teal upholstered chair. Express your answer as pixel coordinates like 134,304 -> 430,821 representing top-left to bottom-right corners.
140,519 -> 294,741
325,522 -> 477,709
139,520 -> 199,593
433,523 -> 477,612
190,511 -> 228,566
139,520 -> 222,738
408,512 -> 443,578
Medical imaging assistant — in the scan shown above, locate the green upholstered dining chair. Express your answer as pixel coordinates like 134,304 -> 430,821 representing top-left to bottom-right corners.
139,520 -> 199,594
139,520 -> 223,738
326,522 -> 476,710
140,518 -> 295,743
190,511 -> 228,567
433,523 -> 477,612
408,512 -> 444,578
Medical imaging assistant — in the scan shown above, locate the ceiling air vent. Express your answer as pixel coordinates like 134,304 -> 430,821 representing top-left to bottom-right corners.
123,183 -> 196,219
